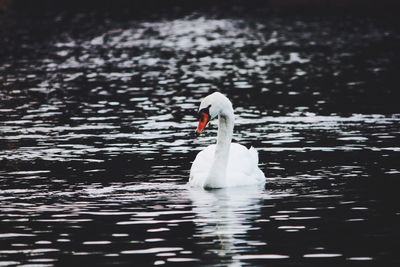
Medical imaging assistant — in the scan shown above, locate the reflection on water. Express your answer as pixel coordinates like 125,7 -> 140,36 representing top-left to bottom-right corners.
189,186 -> 265,264
0,11 -> 400,267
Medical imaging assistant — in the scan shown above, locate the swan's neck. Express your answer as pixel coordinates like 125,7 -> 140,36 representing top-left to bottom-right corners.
204,111 -> 234,189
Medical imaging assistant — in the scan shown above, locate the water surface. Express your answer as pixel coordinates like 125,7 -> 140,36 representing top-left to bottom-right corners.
0,13 -> 400,266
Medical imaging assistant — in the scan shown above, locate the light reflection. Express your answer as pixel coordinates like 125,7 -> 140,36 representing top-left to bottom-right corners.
189,185 -> 264,265
303,253 -> 342,258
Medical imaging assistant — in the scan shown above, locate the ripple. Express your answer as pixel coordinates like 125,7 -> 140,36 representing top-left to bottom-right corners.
0,262 -> 20,267
166,258 -> 200,262
83,241 -> 111,245
0,249 -> 59,254
347,257 -> 373,261
233,254 -> 290,260
147,228 -> 170,233
0,233 -> 36,238
120,247 -> 183,255
303,253 -> 342,258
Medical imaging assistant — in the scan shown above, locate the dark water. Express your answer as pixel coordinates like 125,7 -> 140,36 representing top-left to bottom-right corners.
1,11 -> 400,266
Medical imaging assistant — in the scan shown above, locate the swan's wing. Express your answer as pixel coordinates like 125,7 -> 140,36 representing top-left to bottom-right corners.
228,143 -> 256,173
226,143 -> 265,185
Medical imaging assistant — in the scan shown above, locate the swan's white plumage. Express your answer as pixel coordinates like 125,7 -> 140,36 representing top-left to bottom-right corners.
189,143 -> 265,188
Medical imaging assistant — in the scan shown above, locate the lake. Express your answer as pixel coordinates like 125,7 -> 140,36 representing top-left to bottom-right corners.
0,8 -> 399,267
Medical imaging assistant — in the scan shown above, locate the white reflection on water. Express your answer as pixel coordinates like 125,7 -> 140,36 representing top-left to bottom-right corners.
189,185 -> 265,265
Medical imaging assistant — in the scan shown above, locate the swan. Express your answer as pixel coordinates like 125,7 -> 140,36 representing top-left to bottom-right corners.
189,92 -> 266,189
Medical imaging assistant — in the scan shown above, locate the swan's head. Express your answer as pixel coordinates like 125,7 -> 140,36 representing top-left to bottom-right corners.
196,92 -> 232,135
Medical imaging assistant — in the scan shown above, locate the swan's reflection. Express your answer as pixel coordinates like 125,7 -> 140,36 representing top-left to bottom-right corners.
189,185 -> 265,265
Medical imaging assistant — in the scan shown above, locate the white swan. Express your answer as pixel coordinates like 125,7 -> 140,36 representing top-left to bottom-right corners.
189,92 -> 265,189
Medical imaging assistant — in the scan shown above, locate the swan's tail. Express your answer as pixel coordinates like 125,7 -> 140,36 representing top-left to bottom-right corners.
249,146 -> 259,164
249,146 -> 266,183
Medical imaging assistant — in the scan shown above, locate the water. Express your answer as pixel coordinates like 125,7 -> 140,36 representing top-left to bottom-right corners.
1,11 -> 400,266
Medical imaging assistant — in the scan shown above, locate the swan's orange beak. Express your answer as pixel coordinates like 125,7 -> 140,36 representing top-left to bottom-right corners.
196,112 -> 210,135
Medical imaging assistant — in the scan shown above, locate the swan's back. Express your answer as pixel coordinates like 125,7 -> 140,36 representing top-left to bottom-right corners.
189,143 -> 265,187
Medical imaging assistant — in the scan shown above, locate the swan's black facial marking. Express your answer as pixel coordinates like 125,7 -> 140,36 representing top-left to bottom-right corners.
197,104 -> 211,119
